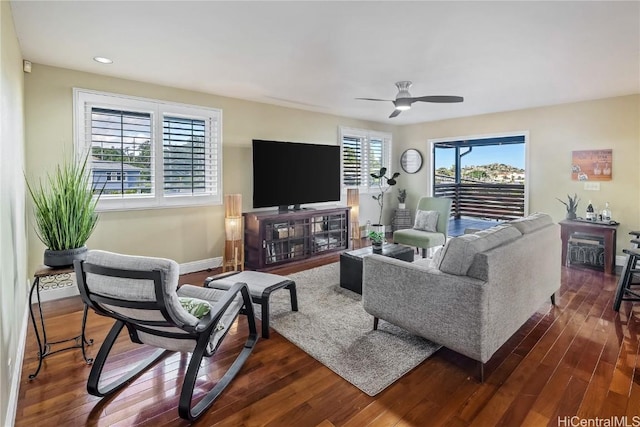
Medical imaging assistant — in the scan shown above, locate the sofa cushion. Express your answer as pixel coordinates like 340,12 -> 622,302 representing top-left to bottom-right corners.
431,245 -> 445,266
436,224 -> 522,276
509,212 -> 553,234
414,210 -> 439,232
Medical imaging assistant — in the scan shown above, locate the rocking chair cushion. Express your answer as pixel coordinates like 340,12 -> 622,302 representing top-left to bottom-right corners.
84,250 -> 197,328
136,285 -> 243,353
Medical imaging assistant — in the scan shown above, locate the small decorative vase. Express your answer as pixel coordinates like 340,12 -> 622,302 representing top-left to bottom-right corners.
372,242 -> 383,253
566,212 -> 577,220
44,246 -> 88,268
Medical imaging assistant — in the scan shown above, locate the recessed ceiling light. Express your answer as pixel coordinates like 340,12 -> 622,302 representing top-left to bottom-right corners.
93,56 -> 113,64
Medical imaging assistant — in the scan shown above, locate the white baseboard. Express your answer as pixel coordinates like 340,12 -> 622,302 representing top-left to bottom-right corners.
616,255 -> 625,268
179,257 -> 222,275
38,256 -> 223,302
5,296 -> 29,427
38,282 -> 79,302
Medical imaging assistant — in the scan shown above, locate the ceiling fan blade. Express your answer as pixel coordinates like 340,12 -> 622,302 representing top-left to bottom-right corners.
412,95 -> 464,103
355,97 -> 393,102
389,109 -> 401,118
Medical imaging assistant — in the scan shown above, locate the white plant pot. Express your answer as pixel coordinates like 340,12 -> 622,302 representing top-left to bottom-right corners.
399,203 -> 406,209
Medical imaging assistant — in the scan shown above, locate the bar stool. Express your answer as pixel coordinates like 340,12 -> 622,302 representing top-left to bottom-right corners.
627,231 -> 640,284
613,248 -> 640,311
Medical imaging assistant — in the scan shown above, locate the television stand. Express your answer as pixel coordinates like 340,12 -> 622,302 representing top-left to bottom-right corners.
244,206 -> 350,271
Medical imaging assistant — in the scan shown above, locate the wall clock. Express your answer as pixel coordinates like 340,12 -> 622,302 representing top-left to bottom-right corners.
400,149 -> 423,174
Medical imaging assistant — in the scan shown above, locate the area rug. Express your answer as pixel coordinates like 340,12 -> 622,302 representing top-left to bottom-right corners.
260,262 -> 441,396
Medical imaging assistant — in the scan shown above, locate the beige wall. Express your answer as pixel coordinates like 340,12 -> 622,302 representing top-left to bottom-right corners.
24,64 -> 396,274
22,63 -> 640,278
0,1 -> 27,425
396,94 -> 640,254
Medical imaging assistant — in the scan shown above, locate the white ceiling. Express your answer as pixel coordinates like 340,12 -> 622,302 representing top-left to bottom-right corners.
9,1 -> 640,125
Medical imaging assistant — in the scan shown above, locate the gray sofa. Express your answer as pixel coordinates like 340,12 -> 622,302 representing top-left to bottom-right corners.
362,213 -> 561,377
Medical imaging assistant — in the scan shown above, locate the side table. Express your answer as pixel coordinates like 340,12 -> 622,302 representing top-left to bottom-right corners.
391,208 -> 412,232
559,219 -> 619,275
29,265 -> 93,379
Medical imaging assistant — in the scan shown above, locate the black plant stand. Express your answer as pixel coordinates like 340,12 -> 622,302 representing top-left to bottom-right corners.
28,265 -> 93,380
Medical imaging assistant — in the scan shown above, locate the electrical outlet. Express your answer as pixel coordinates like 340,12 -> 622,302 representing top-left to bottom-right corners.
584,182 -> 600,191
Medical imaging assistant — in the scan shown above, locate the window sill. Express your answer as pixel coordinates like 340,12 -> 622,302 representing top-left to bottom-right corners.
95,195 -> 222,212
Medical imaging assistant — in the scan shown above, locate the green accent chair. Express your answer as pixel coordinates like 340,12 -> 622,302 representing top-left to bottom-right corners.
393,196 -> 452,257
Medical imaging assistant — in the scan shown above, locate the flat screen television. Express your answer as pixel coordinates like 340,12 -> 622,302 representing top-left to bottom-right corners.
252,139 -> 341,211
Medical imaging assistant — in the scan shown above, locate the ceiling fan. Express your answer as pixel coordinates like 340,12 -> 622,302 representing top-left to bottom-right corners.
356,81 -> 464,118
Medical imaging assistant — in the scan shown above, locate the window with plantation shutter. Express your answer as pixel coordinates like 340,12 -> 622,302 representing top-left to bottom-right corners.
163,115 -> 218,196
339,127 -> 392,192
342,135 -> 363,187
74,89 -> 222,211
90,108 -> 153,197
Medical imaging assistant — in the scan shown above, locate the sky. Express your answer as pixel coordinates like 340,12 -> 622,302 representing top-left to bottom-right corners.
434,144 -> 525,170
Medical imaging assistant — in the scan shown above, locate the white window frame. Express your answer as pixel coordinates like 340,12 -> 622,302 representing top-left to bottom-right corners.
339,126 -> 392,194
74,89 -> 223,211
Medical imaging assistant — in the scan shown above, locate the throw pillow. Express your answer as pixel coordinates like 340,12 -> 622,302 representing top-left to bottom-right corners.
414,210 -> 439,232
178,297 -> 212,319
437,224 -> 522,276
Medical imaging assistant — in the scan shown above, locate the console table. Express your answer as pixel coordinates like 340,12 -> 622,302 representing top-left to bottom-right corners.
29,265 -> 93,379
559,219 -> 618,275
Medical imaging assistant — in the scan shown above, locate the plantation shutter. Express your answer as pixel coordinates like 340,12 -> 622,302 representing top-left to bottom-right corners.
367,136 -> 385,187
162,115 -> 219,196
342,135 -> 363,187
89,107 -> 153,197
339,127 -> 392,191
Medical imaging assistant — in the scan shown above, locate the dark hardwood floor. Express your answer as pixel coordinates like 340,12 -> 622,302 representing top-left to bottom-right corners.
14,252 -> 640,426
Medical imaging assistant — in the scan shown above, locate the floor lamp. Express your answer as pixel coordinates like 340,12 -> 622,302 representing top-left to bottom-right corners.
347,188 -> 360,241
223,194 -> 244,272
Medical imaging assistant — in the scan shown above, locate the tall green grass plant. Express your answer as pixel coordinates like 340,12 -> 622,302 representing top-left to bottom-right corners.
26,154 -> 101,251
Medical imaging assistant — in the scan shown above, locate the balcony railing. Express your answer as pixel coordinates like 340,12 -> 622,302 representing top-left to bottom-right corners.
434,181 -> 525,221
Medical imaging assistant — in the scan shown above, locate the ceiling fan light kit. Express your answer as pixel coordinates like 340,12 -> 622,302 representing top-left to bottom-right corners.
394,97 -> 412,111
356,80 -> 464,118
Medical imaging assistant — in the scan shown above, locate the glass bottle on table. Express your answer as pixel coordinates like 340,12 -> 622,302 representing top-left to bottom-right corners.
601,202 -> 611,221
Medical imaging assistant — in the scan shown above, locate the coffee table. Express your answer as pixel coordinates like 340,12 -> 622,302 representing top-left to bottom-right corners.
340,243 -> 414,294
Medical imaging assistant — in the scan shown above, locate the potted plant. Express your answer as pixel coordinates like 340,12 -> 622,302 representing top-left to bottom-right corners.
368,230 -> 385,252
26,154 -> 102,267
557,193 -> 580,220
397,189 -> 407,209
370,167 -> 400,236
